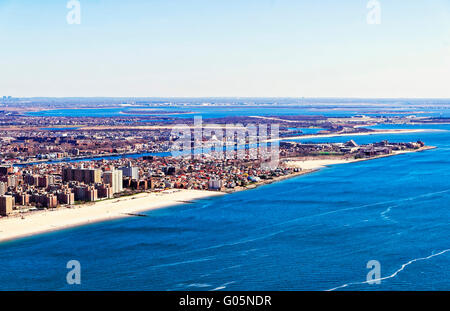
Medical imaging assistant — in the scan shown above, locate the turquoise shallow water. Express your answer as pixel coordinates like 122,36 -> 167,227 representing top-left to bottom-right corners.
1,124 -> 450,290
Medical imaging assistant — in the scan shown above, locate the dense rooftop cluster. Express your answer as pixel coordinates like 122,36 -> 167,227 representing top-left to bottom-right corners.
0,139 -> 426,217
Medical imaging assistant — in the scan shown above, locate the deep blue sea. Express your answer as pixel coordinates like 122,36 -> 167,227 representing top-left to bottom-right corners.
1,123 -> 450,290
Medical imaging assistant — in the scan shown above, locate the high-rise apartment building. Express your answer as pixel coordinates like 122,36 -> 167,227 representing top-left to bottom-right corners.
0,181 -> 7,195
63,167 -> 102,184
103,169 -> 123,194
0,195 -> 14,216
120,162 -> 139,180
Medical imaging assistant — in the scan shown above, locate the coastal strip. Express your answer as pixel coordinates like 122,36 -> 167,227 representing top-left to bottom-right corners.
270,129 -> 430,142
283,146 -> 436,169
11,129 -> 435,166
0,146 -> 435,243
0,190 -> 223,243
235,146 -> 436,191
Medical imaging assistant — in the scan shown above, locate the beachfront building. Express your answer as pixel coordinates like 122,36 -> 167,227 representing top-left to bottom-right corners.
0,181 -> 6,195
74,185 -> 98,202
120,162 -> 139,180
96,183 -> 114,199
0,195 -> 14,216
63,166 -> 102,184
0,165 -> 13,176
103,169 -> 123,194
57,190 -> 75,205
208,178 -> 222,191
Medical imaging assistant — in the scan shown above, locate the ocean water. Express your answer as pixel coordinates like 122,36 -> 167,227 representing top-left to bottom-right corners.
26,103 -> 450,119
26,106 -> 348,118
15,152 -> 170,167
288,128 -> 326,135
1,124 -> 450,290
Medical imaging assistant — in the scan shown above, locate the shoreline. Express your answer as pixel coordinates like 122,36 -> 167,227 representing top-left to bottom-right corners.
272,129 -> 429,142
283,145 -> 436,170
0,146 -> 435,244
12,128 -> 432,166
231,145 -> 436,192
0,190 -> 224,243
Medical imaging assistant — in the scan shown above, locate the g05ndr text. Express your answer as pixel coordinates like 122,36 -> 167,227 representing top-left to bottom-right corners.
223,296 -> 271,306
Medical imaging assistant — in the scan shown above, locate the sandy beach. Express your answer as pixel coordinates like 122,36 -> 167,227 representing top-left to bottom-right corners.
0,189 -> 223,243
284,159 -> 356,170
0,145 -> 435,243
283,146 -> 436,170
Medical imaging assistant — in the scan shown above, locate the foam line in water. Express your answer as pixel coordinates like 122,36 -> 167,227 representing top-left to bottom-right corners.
380,205 -> 398,223
210,281 -> 236,291
326,249 -> 450,291
148,189 -> 450,264
136,189 -> 450,269
146,256 -> 216,269
259,188 -> 450,230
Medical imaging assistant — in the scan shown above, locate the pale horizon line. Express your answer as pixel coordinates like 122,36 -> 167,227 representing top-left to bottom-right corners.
3,96 -> 450,101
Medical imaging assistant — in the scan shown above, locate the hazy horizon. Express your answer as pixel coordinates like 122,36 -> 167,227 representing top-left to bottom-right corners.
1,0 -> 450,98
3,96 -> 450,102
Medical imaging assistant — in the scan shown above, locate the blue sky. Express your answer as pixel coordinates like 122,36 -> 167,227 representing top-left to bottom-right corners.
0,0 -> 449,98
